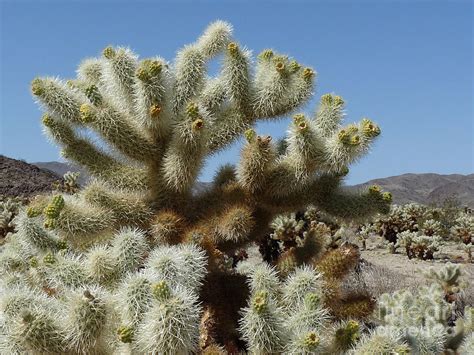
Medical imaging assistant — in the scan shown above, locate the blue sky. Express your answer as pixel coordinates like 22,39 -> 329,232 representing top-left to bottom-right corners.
1,0 -> 472,184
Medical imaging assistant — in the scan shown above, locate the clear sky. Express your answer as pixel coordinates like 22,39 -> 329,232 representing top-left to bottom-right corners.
1,0 -> 472,184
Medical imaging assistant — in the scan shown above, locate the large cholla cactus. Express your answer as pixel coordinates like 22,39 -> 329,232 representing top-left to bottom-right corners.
0,21 -> 392,353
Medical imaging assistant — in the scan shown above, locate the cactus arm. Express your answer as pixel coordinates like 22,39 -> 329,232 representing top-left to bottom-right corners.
172,45 -> 206,114
283,113 -> 326,182
100,46 -> 138,114
161,106 -> 207,193
133,57 -> 173,142
251,51 -> 315,119
222,42 -> 252,114
206,105 -> 251,152
77,57 -> 103,85
237,131 -> 276,193
323,118 -> 381,173
82,182 -> 152,226
31,77 -> 86,124
314,94 -> 345,137
200,77 -> 228,113
78,103 -> 158,162
42,114 -> 148,190
50,196 -> 115,245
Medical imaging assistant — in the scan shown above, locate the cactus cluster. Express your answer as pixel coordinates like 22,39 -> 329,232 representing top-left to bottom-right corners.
354,263 -> 473,354
365,202 -> 473,261
1,21 -> 394,353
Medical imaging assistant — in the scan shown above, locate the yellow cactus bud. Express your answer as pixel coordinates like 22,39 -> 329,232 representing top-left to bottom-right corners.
227,42 -> 238,55
349,135 -> 360,146
304,332 -> 320,348
149,60 -> 162,76
152,281 -> 171,300
117,325 -> 134,343
80,104 -> 94,123
338,130 -> 350,144
29,257 -> 39,268
57,240 -> 68,250
293,113 -> 305,125
186,102 -> 199,118
333,95 -> 345,107
102,46 -> 116,59
31,78 -> 44,96
27,206 -> 42,218
244,129 -> 256,143
136,67 -> 148,81
368,185 -> 381,194
361,118 -> 381,137
258,49 -> 274,61
43,253 -> 56,265
302,67 -> 314,80
289,60 -> 301,72
252,291 -> 268,314
321,94 -> 334,105
41,114 -> 54,127
347,320 -> 360,333
149,104 -> 162,118
382,191 -> 392,202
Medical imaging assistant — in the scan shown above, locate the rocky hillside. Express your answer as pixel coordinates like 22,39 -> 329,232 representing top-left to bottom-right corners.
0,155 -> 62,197
351,173 -> 474,207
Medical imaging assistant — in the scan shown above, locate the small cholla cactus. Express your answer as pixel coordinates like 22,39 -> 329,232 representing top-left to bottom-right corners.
270,213 -> 305,242
426,263 -> 462,303
0,196 -> 25,239
52,171 -> 81,194
1,21 -> 392,353
355,225 -> 371,250
451,214 -> 474,262
371,203 -> 428,244
396,230 -> 441,260
420,218 -> 442,237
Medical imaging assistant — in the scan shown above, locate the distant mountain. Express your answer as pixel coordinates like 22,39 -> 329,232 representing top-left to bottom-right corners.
350,173 -> 474,207
0,155 -> 62,197
8,158 -> 474,208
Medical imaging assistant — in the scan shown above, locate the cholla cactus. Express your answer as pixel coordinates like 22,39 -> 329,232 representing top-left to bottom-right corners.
371,203 -> 428,243
451,214 -> 474,262
420,218 -> 442,237
270,213 -> 305,242
52,171 -> 81,194
426,263 -> 462,302
0,196 -> 25,240
355,264 -> 474,354
396,230 -> 441,260
0,21 -> 392,353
